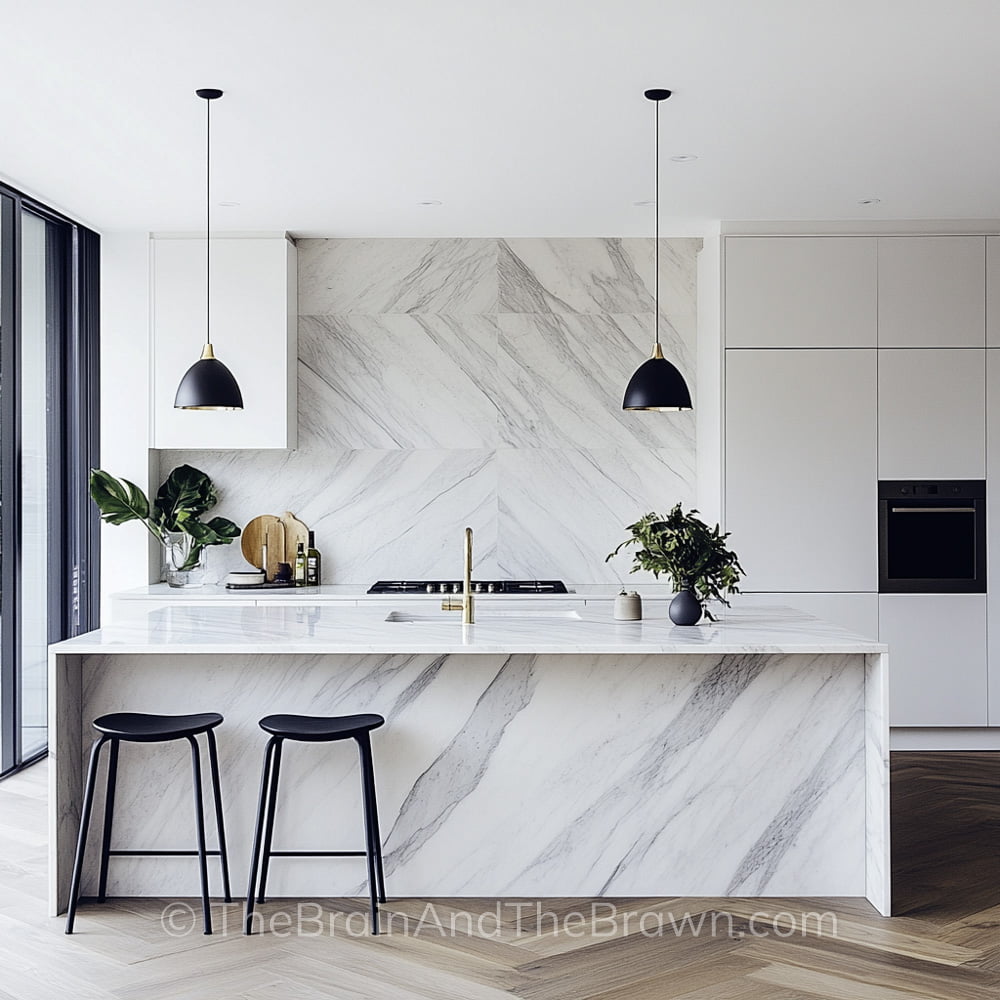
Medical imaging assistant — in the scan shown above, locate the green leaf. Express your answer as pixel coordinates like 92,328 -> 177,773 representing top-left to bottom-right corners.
606,502 -> 744,605
89,469 -> 151,526
153,465 -> 218,532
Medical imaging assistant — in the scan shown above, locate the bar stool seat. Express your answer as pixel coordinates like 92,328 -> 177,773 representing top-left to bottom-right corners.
65,711 -> 231,935
245,712 -> 387,935
94,711 -> 224,741
259,713 -> 384,741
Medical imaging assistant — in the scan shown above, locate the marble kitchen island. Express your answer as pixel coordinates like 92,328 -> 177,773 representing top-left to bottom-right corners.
48,603 -> 891,916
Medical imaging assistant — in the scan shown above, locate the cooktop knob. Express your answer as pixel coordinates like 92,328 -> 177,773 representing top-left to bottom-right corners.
439,583 -> 448,593
425,583 -> 435,593
487,582 -> 496,593
452,583 -> 461,593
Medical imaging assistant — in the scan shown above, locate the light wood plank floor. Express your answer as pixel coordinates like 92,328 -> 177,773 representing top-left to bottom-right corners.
0,753 -> 996,1000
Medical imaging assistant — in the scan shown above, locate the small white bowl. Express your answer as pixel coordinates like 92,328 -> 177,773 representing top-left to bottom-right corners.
227,570 -> 265,586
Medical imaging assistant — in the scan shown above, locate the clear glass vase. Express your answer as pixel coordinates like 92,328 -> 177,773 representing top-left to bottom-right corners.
162,531 -> 207,588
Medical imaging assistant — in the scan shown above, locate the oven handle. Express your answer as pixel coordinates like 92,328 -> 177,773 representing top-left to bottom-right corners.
889,506 -> 977,514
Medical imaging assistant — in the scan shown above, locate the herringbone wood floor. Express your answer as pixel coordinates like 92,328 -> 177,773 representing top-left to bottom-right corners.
0,753 -> 996,999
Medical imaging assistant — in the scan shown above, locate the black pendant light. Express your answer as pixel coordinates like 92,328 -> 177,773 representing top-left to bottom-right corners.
174,88 -> 244,410
622,89 -> 692,412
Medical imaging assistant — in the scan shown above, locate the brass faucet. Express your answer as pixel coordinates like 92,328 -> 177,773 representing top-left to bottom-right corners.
441,526 -> 475,624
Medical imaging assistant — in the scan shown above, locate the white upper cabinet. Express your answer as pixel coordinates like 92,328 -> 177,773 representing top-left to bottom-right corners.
877,237 -> 985,347
150,235 -> 298,450
877,348 -> 985,479
725,349 -> 878,592
987,237 -> 1000,347
724,237 -> 876,348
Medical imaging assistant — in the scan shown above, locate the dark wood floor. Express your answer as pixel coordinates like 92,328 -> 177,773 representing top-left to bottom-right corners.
0,752 -> 997,999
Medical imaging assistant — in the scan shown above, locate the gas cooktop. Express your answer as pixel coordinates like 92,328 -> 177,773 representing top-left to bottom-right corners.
367,580 -> 569,595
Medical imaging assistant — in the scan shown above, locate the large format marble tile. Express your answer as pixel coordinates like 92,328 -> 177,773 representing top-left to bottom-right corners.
299,314 -> 499,449
159,448 -> 499,585
496,447 -> 696,585
66,648 -> 869,900
496,312 -> 695,449
499,237 -> 701,316
298,238 -> 498,314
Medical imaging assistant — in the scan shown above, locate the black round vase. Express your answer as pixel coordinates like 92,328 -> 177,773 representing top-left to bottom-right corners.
669,585 -> 702,625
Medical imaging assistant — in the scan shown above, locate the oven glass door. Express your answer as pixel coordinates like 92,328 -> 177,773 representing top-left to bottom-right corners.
885,503 -> 977,582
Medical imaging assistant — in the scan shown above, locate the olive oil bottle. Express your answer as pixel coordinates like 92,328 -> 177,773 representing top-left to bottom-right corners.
294,541 -> 307,586
306,531 -> 322,586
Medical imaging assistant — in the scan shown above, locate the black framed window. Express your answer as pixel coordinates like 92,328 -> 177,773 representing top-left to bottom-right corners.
0,181 -> 100,778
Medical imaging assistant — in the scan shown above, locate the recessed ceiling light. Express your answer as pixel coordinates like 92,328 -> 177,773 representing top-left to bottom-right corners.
218,200 -> 240,207
418,200 -> 443,206
670,154 -> 698,162
858,197 -> 881,206
633,200 -> 655,207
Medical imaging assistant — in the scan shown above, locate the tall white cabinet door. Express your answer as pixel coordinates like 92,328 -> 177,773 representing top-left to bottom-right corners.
877,237 -> 985,347
988,238 -> 1000,347
725,349 -> 877,592
877,349 -> 985,479
987,350 -> 1000,724
879,595 -> 988,726
724,237 -> 876,348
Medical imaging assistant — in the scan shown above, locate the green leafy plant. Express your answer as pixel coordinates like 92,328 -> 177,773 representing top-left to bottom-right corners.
90,464 -> 240,570
607,504 -> 744,617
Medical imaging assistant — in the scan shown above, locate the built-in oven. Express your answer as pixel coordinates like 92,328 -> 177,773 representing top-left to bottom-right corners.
878,480 -> 986,593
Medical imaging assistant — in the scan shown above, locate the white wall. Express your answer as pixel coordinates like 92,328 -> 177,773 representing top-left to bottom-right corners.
99,232 -> 156,619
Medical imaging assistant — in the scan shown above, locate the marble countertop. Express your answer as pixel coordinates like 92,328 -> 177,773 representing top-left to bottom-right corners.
53,604 -> 887,656
111,584 -> 671,602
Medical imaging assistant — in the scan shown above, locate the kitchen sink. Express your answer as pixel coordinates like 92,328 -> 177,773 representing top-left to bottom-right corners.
385,610 -> 582,623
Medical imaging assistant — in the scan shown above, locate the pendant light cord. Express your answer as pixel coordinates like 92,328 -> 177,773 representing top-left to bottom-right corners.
205,94 -> 211,347
654,96 -> 660,349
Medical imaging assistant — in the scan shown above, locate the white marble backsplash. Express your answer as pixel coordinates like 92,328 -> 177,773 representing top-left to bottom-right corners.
158,237 -> 700,587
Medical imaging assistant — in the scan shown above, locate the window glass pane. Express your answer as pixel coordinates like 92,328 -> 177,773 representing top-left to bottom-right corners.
19,210 -> 48,759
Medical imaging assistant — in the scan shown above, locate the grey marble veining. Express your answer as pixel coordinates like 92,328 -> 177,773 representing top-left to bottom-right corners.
299,313 -> 500,449
497,447 -> 695,584
297,238 -> 499,315
158,236 -> 700,588
497,312 -> 695,449
51,637 -> 886,907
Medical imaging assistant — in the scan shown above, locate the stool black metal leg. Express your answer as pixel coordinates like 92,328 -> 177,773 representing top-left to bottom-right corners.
360,734 -> 386,904
97,739 -> 120,903
256,738 -> 284,904
245,736 -> 278,935
187,735 -> 213,935
205,728 -> 232,903
65,735 -> 109,934
357,735 -> 380,934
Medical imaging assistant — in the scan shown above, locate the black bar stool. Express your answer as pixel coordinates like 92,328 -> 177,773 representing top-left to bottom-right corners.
244,713 -> 387,935
65,712 -> 232,935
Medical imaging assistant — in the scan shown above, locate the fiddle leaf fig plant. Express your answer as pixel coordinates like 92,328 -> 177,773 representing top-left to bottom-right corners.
607,504 -> 744,616
90,464 -> 240,571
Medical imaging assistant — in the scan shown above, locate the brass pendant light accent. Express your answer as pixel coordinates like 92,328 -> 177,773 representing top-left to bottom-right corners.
174,88 -> 244,411
622,88 -> 693,412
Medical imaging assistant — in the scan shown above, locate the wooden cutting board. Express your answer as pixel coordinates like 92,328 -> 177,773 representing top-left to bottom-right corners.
279,511 -> 310,563
241,515 -> 284,581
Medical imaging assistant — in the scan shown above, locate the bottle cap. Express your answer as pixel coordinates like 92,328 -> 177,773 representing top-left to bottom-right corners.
308,530 -> 315,546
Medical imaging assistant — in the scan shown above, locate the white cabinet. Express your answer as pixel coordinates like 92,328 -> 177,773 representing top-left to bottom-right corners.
988,238 -> 1000,347
724,237 -> 876,348
725,349 -> 877,592
879,595 -> 988,726
150,235 -> 297,450
987,350 -> 1000,724
877,237 -> 985,347
877,349 -> 985,479
733,593 -> 878,638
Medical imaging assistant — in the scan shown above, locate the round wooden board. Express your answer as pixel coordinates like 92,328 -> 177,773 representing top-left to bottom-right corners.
241,515 -> 284,581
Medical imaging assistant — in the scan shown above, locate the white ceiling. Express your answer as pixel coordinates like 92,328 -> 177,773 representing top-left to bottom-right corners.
3,0 -> 1000,237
